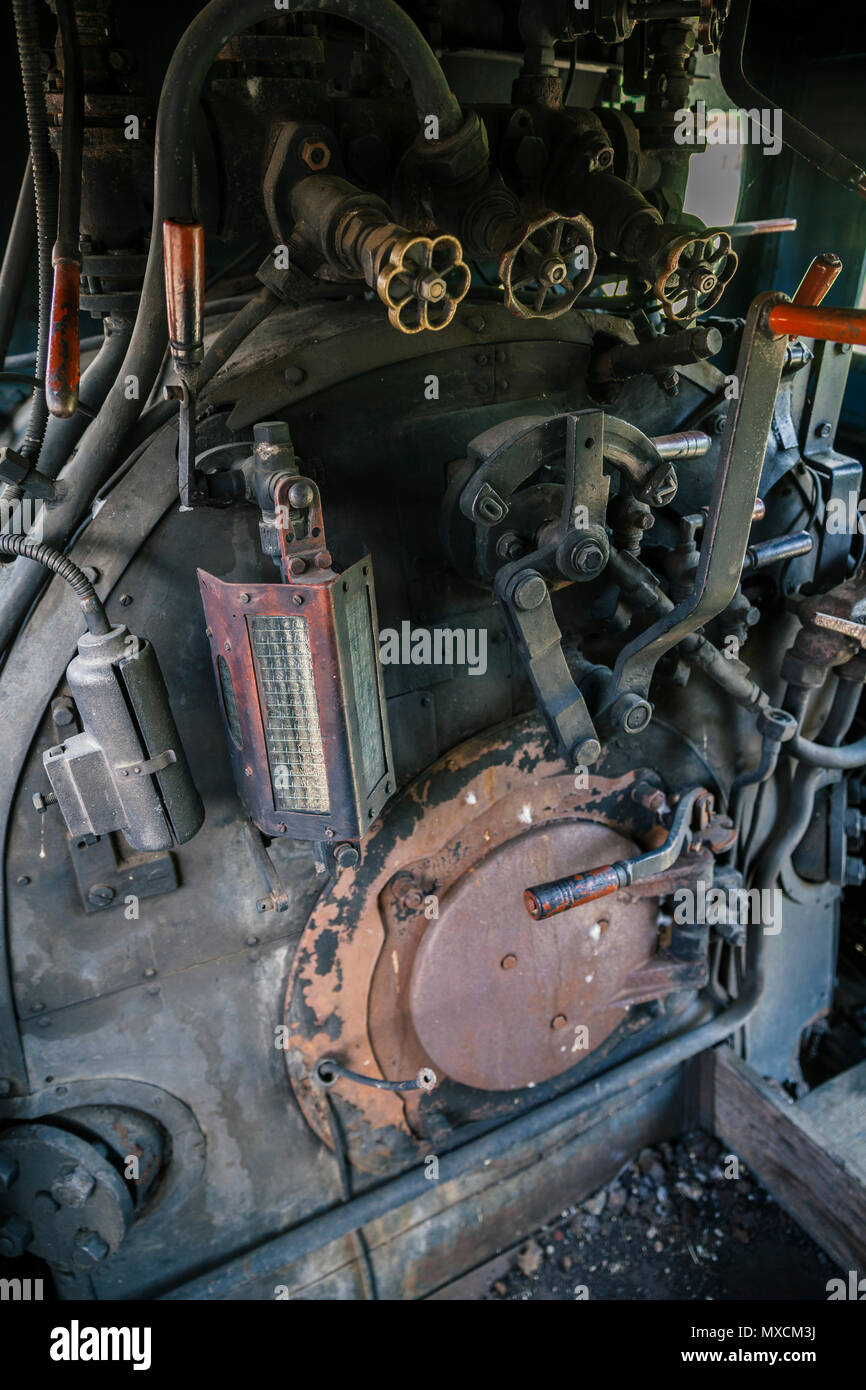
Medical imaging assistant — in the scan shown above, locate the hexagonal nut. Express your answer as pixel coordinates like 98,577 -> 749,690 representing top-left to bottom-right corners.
0,1152 -> 19,1191
0,1212 -> 33,1258
51,1163 -> 96,1208
300,139 -> 331,171
73,1228 -> 110,1264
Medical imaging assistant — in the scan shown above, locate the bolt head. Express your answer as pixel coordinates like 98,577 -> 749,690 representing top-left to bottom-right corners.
87,884 -> 115,906
513,573 -> 547,611
0,1213 -> 32,1257
334,843 -> 360,870
0,1153 -> 19,1190
572,738 -> 601,766
288,481 -> 314,509
74,1229 -> 110,1264
571,540 -> 605,575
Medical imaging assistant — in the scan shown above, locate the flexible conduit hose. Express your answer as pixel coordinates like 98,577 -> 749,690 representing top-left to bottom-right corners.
0,292 -> 272,651
0,534 -> 109,635
11,0 -> 57,464
0,0 -> 463,642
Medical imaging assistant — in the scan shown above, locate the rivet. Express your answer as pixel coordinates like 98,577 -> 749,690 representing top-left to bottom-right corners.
501,954 -> 517,970
551,1014 -> 567,1030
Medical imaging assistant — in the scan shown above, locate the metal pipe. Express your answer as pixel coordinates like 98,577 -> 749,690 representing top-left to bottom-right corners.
742,530 -> 814,572
719,0 -> 866,196
0,163 -> 36,369
792,252 -> 841,307
12,0 -> 57,465
46,0 -> 85,419
652,430 -> 711,461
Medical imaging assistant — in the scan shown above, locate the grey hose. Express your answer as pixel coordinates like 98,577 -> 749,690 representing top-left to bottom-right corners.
0,288 -> 277,652
0,162 -> 36,369
0,0 -> 462,653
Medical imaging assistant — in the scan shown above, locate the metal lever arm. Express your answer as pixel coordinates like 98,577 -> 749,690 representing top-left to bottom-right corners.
524,786 -> 704,920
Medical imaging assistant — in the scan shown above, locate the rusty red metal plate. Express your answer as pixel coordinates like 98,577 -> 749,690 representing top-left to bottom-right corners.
284,715 -> 681,1173
408,820 -> 658,1091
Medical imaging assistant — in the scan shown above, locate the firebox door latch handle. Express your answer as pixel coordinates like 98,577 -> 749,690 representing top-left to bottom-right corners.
523,785 -> 708,921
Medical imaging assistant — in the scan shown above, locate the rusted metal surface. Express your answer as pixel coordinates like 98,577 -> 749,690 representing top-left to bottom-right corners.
409,819 -> 658,1091
284,714 -> 708,1170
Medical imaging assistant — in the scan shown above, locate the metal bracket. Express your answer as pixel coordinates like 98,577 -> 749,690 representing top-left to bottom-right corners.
602,290 -> 791,710
68,832 -> 178,915
115,748 -> 177,779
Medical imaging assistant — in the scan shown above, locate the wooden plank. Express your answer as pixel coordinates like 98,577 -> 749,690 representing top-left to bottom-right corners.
799,1058 -> 866,1183
701,1045 -> 866,1275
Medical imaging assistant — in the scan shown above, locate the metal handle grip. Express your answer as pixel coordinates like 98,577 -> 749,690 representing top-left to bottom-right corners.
524,864 -> 622,920
162,218 -> 205,365
767,303 -> 866,345
46,255 -> 80,419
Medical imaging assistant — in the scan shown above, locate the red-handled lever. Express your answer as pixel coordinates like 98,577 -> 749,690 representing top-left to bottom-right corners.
765,251 -> 866,344
46,252 -> 81,419
162,219 -> 205,508
524,864 -> 624,920
791,252 -> 841,307
524,786 -> 705,922
767,303 -> 866,347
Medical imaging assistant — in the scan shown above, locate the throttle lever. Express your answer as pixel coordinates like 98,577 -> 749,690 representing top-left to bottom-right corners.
523,785 -> 705,921
162,218 -> 205,508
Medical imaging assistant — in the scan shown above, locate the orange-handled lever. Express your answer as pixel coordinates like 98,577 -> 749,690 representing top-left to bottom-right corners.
766,251 -> 866,344
163,218 -> 204,366
792,251 -> 842,306
162,219 -> 205,508
767,303 -> 866,346
524,786 -> 705,922
46,252 -> 81,419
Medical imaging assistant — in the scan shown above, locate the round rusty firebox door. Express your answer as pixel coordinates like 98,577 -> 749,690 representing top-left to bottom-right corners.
409,820 -> 657,1091
283,715 -> 679,1173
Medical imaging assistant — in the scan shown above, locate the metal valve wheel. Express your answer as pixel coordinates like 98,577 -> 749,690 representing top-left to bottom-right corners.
651,227 -> 738,323
375,232 -> 470,334
499,211 -> 597,320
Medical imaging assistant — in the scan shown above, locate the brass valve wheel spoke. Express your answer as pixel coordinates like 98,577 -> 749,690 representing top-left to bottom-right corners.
376,233 -> 469,335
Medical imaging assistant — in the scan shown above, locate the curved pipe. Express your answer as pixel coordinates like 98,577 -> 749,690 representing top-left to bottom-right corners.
791,729 -> 866,769
2,0 -> 464,620
0,162 -> 36,369
46,0 -> 85,419
720,0 -> 866,196
0,534 -> 108,635
12,0 -> 57,464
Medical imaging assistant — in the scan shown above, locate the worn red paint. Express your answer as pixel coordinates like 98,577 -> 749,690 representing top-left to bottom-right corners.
46,257 -> 80,419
